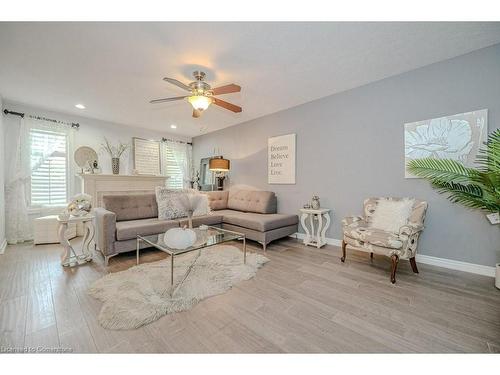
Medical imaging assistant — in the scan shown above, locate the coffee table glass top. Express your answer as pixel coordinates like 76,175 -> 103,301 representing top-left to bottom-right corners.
137,226 -> 244,255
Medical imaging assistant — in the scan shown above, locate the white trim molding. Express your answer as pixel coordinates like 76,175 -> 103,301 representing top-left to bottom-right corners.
291,233 -> 495,278
293,232 -> 342,247
0,239 -> 7,255
415,254 -> 495,277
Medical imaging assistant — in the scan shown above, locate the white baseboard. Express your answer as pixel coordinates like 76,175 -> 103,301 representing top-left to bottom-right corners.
290,233 -> 495,278
293,232 -> 343,247
0,238 -> 7,255
415,254 -> 495,277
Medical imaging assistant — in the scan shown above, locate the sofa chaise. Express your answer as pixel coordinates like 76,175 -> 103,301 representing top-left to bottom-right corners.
94,189 -> 298,265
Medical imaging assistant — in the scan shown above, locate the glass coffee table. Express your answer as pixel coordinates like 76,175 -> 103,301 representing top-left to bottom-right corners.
136,226 -> 246,295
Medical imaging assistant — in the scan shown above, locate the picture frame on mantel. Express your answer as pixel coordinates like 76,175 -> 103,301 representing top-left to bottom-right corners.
268,133 -> 296,184
133,137 -> 161,175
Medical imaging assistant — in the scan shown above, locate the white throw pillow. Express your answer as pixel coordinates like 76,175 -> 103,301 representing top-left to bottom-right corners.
370,199 -> 414,234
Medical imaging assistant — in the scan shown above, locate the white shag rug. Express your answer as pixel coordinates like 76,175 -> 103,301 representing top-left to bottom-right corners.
88,245 -> 269,330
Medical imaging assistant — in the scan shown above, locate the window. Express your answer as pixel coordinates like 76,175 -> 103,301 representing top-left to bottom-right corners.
30,128 -> 68,206
161,141 -> 192,189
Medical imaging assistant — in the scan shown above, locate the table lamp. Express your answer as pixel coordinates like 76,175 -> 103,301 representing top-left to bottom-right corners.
209,156 -> 230,191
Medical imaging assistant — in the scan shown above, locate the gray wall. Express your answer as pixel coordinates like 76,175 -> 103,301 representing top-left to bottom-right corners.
0,96 -> 5,250
193,44 -> 500,267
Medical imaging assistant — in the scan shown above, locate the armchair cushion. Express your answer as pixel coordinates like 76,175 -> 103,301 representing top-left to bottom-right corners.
342,220 -> 403,249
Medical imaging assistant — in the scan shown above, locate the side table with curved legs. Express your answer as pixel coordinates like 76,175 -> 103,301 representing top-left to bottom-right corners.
57,215 -> 95,267
299,208 -> 331,248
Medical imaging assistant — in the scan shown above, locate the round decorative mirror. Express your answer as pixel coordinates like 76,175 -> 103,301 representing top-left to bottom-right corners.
74,146 -> 98,171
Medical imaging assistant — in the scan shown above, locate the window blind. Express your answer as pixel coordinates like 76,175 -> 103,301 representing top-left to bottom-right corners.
30,128 -> 68,206
161,142 -> 192,189
163,146 -> 185,189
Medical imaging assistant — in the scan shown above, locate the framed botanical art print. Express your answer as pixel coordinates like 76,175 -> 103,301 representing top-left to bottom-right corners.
404,109 -> 488,178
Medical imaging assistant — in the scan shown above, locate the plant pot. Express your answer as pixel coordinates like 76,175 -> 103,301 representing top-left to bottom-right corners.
496,263 -> 500,290
111,157 -> 120,175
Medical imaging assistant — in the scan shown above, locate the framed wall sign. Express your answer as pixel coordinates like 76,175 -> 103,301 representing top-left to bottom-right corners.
268,133 -> 296,184
133,137 -> 161,175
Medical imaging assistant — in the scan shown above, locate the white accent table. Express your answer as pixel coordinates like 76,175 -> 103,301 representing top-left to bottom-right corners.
299,208 -> 331,248
57,215 -> 95,267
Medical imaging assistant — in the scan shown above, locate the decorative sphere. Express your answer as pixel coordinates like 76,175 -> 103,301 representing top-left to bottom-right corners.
163,228 -> 196,250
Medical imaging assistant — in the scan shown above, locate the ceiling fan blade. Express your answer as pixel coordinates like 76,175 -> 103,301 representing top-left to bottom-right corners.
149,96 -> 187,104
163,77 -> 192,92
192,109 -> 202,118
211,84 -> 241,95
213,98 -> 242,113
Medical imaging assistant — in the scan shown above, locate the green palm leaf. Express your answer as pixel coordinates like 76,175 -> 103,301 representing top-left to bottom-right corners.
476,129 -> 500,172
431,180 -> 499,212
407,158 -> 476,183
406,129 -> 500,214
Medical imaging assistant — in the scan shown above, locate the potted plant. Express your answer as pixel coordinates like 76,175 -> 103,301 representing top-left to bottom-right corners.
407,129 -> 499,288
100,137 -> 129,174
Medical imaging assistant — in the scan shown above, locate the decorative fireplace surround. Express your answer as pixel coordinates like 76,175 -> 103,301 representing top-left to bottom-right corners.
77,174 -> 168,207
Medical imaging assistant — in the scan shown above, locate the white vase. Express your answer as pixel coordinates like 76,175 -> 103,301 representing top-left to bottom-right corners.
496,263 -> 500,290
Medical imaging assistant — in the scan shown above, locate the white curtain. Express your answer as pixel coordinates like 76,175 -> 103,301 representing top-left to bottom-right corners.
162,140 -> 193,189
5,117 -> 31,244
4,116 -> 74,244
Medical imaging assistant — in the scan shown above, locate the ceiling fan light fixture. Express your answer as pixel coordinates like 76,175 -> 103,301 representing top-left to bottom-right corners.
188,95 -> 212,111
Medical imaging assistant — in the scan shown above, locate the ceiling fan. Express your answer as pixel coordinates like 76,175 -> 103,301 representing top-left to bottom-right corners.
150,71 -> 242,118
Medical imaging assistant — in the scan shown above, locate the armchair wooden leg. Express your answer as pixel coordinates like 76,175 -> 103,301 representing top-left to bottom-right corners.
409,256 -> 419,273
341,240 -> 347,262
390,255 -> 399,284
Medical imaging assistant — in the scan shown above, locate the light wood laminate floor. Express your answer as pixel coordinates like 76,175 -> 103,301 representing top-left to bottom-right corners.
0,237 -> 499,353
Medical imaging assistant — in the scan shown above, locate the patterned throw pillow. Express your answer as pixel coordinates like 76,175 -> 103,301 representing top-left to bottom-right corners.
155,188 -> 188,220
155,187 -> 210,220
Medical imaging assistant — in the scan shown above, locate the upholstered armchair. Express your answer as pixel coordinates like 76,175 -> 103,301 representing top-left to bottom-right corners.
341,197 -> 428,283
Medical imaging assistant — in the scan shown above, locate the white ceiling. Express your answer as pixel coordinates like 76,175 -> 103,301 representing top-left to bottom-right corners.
1,22 -> 500,137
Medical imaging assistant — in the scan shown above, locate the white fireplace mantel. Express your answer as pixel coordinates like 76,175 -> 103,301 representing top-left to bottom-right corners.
77,173 -> 168,207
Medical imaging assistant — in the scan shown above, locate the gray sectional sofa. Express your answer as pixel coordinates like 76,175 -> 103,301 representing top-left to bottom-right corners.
94,189 -> 298,265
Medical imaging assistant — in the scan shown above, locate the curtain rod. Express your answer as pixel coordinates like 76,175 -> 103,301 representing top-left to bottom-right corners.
3,109 -> 80,129
161,137 -> 192,146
